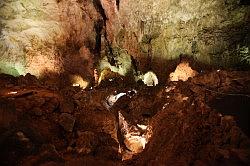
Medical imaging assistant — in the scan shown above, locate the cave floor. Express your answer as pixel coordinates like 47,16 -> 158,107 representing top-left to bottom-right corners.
0,70 -> 250,166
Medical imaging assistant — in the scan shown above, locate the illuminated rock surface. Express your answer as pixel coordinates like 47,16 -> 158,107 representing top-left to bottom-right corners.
118,0 -> 249,68
0,0 -> 101,78
1,0 -> 249,79
169,62 -> 198,81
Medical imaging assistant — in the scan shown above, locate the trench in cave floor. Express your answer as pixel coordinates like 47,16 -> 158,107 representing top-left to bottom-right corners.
0,70 -> 250,165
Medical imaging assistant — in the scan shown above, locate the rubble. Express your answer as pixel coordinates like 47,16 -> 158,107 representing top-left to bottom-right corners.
59,113 -> 75,132
0,70 -> 249,165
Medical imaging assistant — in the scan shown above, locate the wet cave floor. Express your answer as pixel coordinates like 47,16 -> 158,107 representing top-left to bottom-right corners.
0,70 -> 250,166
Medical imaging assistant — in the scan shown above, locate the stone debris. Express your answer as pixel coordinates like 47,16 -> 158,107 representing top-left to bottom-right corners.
76,131 -> 97,155
0,70 -> 249,165
165,85 -> 176,92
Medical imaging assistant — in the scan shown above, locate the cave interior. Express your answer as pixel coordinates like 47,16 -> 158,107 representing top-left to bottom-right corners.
0,0 -> 250,165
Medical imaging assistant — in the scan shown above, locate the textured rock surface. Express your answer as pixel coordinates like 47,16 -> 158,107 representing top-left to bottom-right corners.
118,0 -> 250,68
0,70 -> 250,165
169,62 -> 198,81
0,0 -> 102,78
0,0 -> 249,80
0,0 -> 65,76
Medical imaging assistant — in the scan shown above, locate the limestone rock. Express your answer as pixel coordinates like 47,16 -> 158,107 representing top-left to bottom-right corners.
142,71 -> 158,86
169,62 -> 198,81
0,0 -> 101,78
118,0 -> 249,68
70,74 -> 89,89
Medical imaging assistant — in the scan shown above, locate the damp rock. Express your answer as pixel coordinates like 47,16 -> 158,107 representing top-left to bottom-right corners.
60,100 -> 74,114
59,113 -> 75,132
31,107 -> 43,116
76,131 -> 97,155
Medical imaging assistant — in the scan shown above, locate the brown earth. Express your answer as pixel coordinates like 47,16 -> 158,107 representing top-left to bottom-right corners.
0,69 -> 250,166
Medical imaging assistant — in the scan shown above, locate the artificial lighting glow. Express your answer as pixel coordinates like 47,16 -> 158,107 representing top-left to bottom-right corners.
98,68 -> 120,85
72,83 -> 80,87
182,97 -> 189,101
71,75 -> 89,89
162,102 -> 169,109
7,91 -> 18,95
137,124 -> 147,130
142,71 -> 158,86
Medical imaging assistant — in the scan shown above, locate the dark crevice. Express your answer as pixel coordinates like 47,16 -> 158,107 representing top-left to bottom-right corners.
93,0 -> 117,67
93,0 -> 107,21
93,0 -> 107,67
146,39 -> 153,71
94,19 -> 104,56
240,0 -> 250,5
116,0 -> 120,10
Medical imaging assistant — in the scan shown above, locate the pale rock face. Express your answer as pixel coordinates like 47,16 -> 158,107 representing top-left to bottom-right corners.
169,62 -> 198,82
0,0 -> 101,78
98,47 -> 133,76
97,68 -> 121,85
142,71 -> 158,86
0,0 -> 65,76
1,0 -> 248,78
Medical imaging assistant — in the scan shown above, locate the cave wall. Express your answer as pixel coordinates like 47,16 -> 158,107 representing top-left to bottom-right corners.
117,0 -> 250,69
0,0 -> 63,76
0,0 -> 102,78
0,0 -> 249,78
